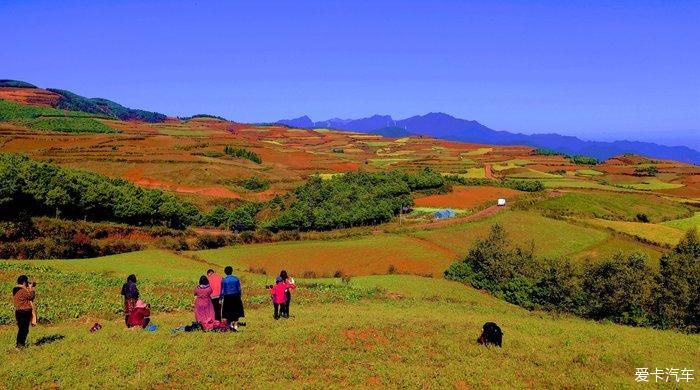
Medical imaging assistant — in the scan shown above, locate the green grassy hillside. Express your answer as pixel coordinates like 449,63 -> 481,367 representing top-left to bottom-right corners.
1,256 -> 698,388
535,191 -> 692,222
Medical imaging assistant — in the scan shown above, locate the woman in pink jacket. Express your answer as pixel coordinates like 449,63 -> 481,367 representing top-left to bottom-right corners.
270,276 -> 296,320
194,276 -> 216,330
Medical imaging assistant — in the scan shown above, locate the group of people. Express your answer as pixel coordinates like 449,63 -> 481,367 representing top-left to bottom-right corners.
119,265 -> 295,332
269,270 -> 296,320
11,265 -> 297,348
120,274 -> 151,329
193,266 -> 245,331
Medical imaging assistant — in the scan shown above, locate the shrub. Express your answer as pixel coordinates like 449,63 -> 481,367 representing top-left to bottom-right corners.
241,177 -> 270,191
652,229 -> 700,331
636,213 -> 650,223
503,179 -> 545,192
224,146 -> 262,164
444,223 -> 699,331
634,165 -> 658,177
533,148 -> 561,156
581,253 -> 655,326
570,155 -> 599,165
194,234 -> 234,250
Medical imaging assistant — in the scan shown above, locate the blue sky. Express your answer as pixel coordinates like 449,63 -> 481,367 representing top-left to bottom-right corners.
1,0 -> 698,148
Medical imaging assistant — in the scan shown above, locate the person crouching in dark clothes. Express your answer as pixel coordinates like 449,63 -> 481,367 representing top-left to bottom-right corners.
13,275 -> 36,349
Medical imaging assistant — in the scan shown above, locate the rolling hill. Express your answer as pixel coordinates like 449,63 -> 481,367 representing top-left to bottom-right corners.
1,79 -> 699,387
278,112 -> 700,164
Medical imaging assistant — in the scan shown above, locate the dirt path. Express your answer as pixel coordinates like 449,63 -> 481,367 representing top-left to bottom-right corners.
170,250 -> 223,269
403,234 -> 460,259
484,163 -> 494,179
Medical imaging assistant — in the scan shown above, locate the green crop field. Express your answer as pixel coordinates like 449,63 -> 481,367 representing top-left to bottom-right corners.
410,211 -> 609,259
662,212 -> 700,230
0,99 -> 116,134
505,168 -> 561,179
617,178 -> 685,191
583,219 -> 687,247
536,178 -> 622,190
457,167 -> 486,178
576,169 -> 605,176
570,236 -> 664,266
535,191 -> 692,222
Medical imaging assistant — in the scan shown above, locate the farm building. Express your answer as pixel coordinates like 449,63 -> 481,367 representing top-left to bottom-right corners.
434,209 -> 456,219
497,198 -> 507,206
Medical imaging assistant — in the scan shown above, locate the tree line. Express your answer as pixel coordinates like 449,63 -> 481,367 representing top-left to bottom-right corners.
0,153 -> 199,228
445,224 -> 699,332
266,168 -> 447,231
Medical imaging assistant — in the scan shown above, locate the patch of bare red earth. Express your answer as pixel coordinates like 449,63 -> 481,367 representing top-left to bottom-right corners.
0,87 -> 61,106
414,186 -> 522,209
134,177 -> 242,199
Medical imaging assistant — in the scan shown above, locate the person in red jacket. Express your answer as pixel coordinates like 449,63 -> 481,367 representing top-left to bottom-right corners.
270,276 -> 296,320
206,269 -> 223,321
127,300 -> 151,329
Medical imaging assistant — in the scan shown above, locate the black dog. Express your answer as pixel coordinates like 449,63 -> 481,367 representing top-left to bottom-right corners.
477,322 -> 502,347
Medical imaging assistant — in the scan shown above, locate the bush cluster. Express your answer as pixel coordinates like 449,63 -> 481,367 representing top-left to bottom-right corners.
569,155 -> 599,165
445,224 -> 699,332
634,165 -> 658,176
267,168 -> 445,231
224,146 -> 262,164
200,203 -> 262,232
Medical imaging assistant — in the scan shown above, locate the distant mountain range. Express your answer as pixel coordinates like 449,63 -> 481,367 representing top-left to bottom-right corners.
278,113 -> 700,164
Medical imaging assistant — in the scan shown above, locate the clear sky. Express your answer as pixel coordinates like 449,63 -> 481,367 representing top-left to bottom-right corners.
2,0 -> 698,148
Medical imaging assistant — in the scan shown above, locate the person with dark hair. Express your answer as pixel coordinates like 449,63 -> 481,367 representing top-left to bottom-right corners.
269,277 -> 287,320
207,269 -> 222,321
120,274 -> 139,326
279,270 -> 296,318
194,275 -> 216,330
12,275 -> 35,349
220,266 -> 244,331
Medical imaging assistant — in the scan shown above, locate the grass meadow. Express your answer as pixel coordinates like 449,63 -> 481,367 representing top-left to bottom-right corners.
1,207 -> 697,387
1,269 -> 698,388
535,191 -> 692,222
662,212 -> 700,231
583,219 -> 688,247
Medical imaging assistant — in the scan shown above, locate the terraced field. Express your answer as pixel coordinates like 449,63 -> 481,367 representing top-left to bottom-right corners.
583,219 -> 688,247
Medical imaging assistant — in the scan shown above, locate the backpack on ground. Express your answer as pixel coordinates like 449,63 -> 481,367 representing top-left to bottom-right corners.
477,322 -> 502,347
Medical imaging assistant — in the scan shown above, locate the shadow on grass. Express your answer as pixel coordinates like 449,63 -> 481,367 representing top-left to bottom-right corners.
34,334 -> 65,346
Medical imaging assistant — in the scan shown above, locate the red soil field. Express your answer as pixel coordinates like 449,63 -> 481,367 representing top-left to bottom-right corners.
414,186 -> 523,209
0,87 -> 61,107
134,177 -> 243,199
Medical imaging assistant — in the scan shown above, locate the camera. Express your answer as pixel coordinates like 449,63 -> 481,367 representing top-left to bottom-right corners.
265,285 -> 273,289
